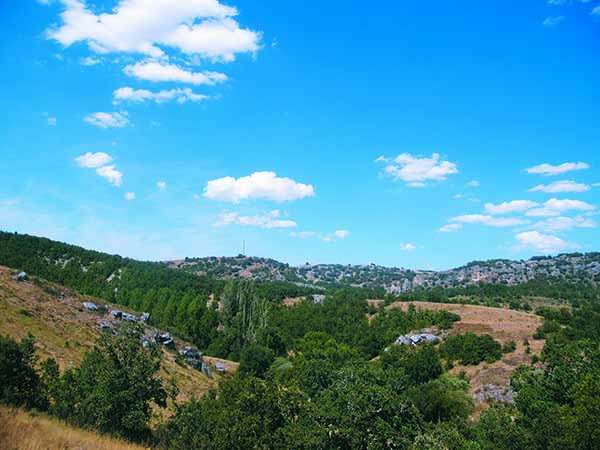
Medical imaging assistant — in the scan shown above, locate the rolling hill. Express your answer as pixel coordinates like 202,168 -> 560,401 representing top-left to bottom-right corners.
169,252 -> 600,294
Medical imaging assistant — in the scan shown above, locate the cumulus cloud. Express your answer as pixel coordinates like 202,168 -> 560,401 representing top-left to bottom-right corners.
450,214 -> 528,227
96,165 -> 123,187
532,216 -> 597,232
80,56 -> 100,66
529,180 -> 590,193
526,161 -> 590,176
290,229 -> 350,242
514,231 -> 575,254
123,61 -> 227,85
75,152 -> 113,168
484,200 -> 539,215
113,86 -> 209,104
543,16 -> 566,27
84,112 -> 129,128
124,192 -> 136,201
46,0 -> 261,62
400,243 -> 416,251
525,198 -> 596,217
334,230 -> 350,239
204,171 -> 315,203
439,223 -> 463,233
215,210 -> 296,229
157,181 -> 167,191
75,152 -> 123,187
377,153 -> 458,187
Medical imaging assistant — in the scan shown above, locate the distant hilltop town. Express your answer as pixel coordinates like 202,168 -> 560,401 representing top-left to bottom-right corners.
168,252 -> 600,294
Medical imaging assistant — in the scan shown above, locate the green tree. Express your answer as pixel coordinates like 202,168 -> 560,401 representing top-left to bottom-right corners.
49,326 -> 167,441
0,333 -> 45,409
239,344 -> 275,378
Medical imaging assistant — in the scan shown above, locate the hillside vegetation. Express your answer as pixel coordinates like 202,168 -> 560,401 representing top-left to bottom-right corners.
0,265 -> 219,404
2,231 -> 600,449
170,252 -> 600,296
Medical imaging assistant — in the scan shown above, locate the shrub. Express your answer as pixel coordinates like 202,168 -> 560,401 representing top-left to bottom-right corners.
439,333 -> 502,366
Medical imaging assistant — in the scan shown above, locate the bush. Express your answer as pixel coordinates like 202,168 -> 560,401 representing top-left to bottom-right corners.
0,334 -> 46,410
439,333 -> 502,366
239,344 -> 275,378
502,340 -> 517,354
48,326 -> 167,441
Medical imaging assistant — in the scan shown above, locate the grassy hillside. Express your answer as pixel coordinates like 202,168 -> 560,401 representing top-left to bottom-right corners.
0,405 -> 149,450
0,265 -> 227,408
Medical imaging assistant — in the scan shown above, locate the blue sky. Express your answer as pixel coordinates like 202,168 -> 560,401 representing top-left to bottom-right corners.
1,0 -> 599,269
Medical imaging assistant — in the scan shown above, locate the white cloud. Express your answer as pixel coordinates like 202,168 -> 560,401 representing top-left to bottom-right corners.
377,153 -> 458,187
96,165 -> 123,187
125,192 -> 136,201
215,210 -> 296,229
543,16 -> 565,27
113,86 -> 209,104
450,214 -> 528,227
514,231 -> 574,254
334,230 -> 350,239
157,181 -> 167,191
532,216 -> 597,232
80,56 -> 100,66
526,161 -> 590,176
439,223 -> 462,232
525,198 -> 596,217
290,229 -> 350,242
47,116 -> 57,126
75,152 -> 113,168
124,61 -> 227,85
46,0 -> 261,62
289,231 -> 318,239
467,180 -> 480,188
204,171 -> 315,203
400,243 -> 416,251
84,111 -> 129,128
484,200 -> 539,215
529,180 -> 590,193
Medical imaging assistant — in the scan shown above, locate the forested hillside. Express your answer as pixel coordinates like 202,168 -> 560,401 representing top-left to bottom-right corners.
0,231 -> 316,355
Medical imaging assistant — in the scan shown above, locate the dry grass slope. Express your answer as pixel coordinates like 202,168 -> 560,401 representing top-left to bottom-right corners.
0,266 -> 224,409
0,405 -> 149,450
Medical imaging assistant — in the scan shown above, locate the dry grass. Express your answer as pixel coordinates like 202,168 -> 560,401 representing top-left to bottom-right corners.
0,405 -> 148,450
0,266 -> 224,412
387,301 -> 545,412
